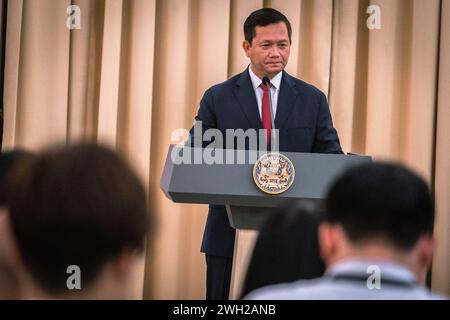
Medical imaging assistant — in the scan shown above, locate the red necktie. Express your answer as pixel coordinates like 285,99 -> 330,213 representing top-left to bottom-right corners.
260,83 -> 272,146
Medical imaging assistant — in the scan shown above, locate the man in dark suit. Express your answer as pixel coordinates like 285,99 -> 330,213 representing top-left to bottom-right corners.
189,8 -> 342,300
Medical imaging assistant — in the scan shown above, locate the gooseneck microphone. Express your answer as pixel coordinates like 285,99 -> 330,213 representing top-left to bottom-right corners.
262,76 -> 277,151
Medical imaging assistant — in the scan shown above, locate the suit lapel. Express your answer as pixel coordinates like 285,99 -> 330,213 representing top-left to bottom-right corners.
275,71 -> 298,129
233,69 -> 263,129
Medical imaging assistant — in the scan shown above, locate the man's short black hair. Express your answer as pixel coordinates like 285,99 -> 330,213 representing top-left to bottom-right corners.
244,8 -> 292,45
8,144 -> 150,294
325,162 -> 434,251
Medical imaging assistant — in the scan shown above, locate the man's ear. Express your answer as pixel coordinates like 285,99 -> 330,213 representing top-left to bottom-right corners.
319,222 -> 347,265
242,40 -> 251,57
111,248 -> 139,280
318,222 -> 334,264
113,249 -> 133,278
416,234 -> 436,269
405,234 -> 436,284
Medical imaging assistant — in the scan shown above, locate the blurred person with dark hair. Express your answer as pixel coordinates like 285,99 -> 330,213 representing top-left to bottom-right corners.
0,150 -> 33,299
240,201 -> 325,298
6,144 -> 150,299
0,150 -> 33,205
246,163 -> 447,299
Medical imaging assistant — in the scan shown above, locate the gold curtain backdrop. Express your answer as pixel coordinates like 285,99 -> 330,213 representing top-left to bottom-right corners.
3,0 -> 449,299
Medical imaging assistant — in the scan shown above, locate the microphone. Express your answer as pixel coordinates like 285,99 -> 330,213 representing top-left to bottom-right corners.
262,76 -> 276,151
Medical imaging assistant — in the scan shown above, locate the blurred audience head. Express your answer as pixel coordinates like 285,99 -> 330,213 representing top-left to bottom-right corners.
0,149 -> 33,299
0,150 -> 33,205
241,201 -> 325,298
322,162 -> 435,281
7,144 -> 151,299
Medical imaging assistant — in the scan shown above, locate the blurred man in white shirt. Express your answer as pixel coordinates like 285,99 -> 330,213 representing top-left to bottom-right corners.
246,162 -> 447,300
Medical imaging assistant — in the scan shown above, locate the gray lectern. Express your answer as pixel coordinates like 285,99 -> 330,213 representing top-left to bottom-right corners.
161,145 -> 371,229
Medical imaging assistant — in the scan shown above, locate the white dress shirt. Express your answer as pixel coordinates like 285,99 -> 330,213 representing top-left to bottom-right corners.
248,66 -> 282,121
245,259 -> 448,300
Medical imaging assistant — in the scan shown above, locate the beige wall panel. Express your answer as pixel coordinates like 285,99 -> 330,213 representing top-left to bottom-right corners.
83,0 -> 106,141
119,0 -> 156,299
365,0 -> 402,158
97,0 -> 123,146
3,0 -> 23,148
67,0 -> 95,142
432,0 -> 450,296
230,230 -> 258,300
328,0 -> 360,153
350,0 -> 370,154
228,0 -> 263,76
117,0 -> 155,180
13,0 -> 71,149
400,0 -> 439,179
147,0 -> 193,299
195,0 -> 231,102
297,0 -> 333,94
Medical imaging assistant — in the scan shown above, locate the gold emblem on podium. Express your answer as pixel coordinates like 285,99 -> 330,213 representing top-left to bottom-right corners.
253,152 -> 295,194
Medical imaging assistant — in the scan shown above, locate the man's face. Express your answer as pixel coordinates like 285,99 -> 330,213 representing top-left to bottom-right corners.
243,22 -> 291,79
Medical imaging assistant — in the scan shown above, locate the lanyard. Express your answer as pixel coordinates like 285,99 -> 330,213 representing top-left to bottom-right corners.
327,273 -> 419,288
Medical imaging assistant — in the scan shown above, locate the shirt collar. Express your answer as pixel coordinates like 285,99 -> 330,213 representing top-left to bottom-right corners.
325,258 -> 419,284
248,65 -> 282,90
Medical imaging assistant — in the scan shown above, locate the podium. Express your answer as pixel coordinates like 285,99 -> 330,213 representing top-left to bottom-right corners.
160,145 -> 371,297
161,145 -> 371,228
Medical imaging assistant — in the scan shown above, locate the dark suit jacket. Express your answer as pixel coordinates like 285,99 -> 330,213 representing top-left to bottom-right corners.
190,68 -> 342,258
